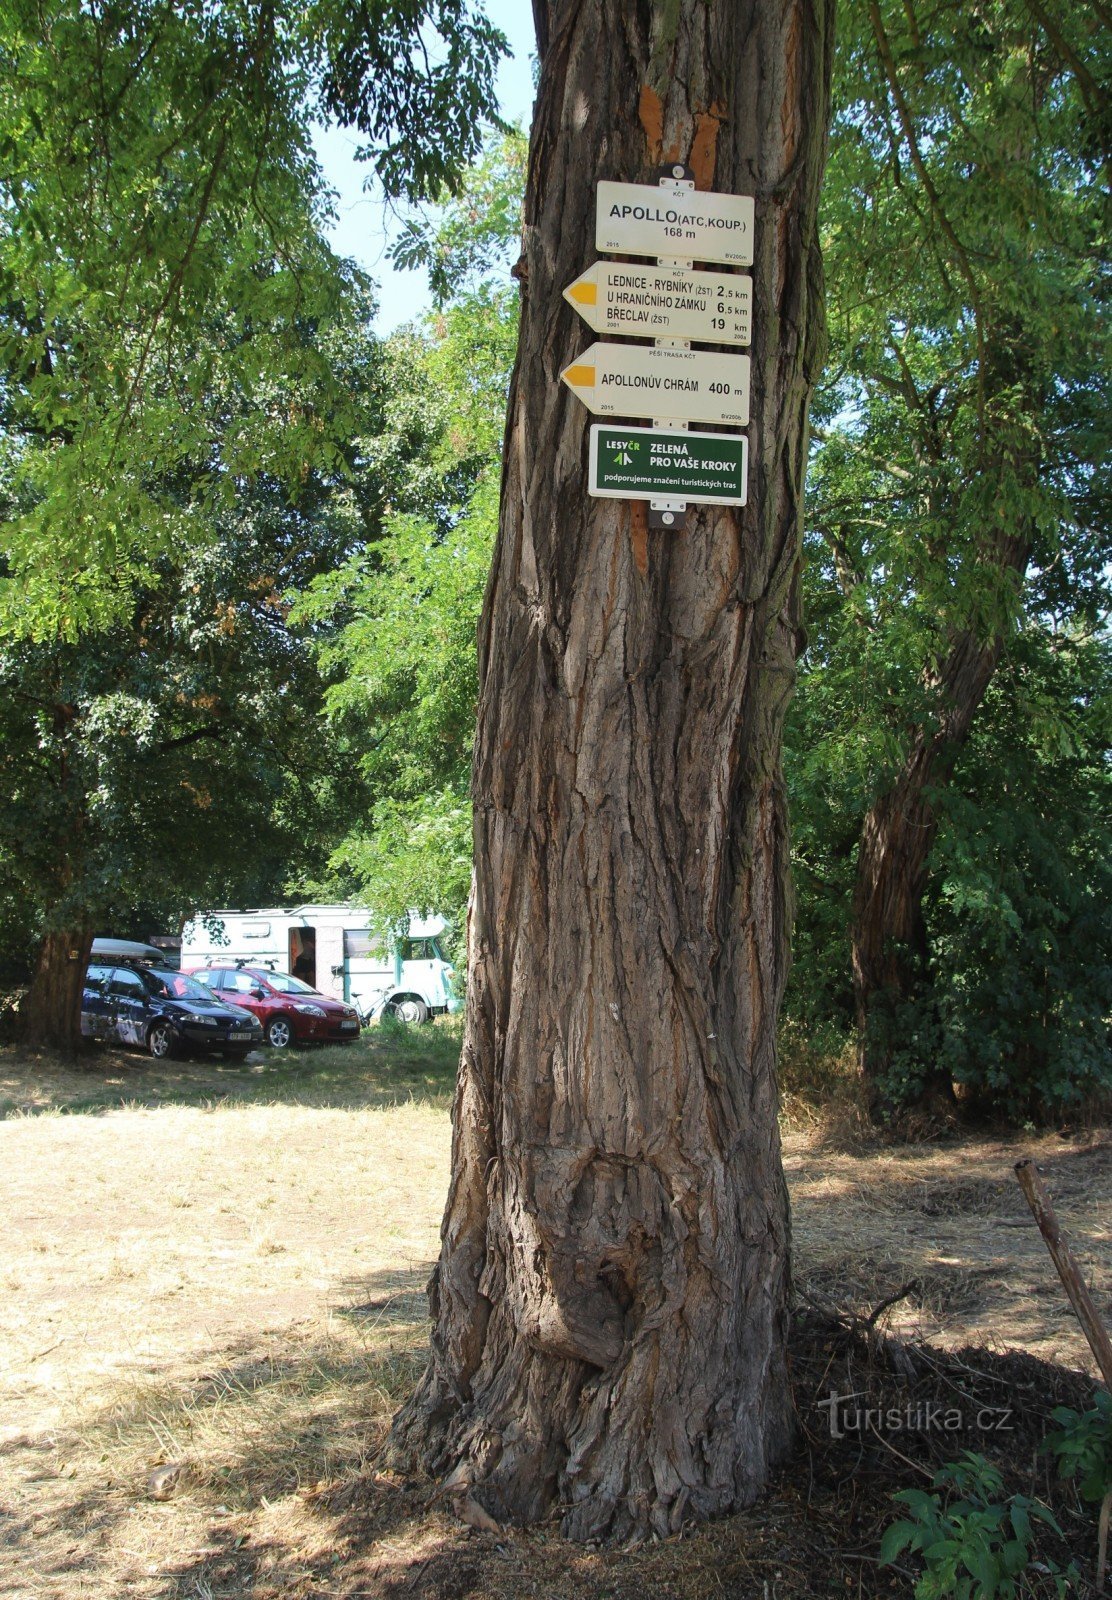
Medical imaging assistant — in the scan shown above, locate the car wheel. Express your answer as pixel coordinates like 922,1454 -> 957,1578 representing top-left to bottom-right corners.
147,1019 -> 176,1059
386,995 -> 428,1025
266,1017 -> 293,1049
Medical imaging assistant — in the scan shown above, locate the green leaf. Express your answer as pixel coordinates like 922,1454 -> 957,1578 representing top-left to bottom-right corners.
879,1518 -> 918,1564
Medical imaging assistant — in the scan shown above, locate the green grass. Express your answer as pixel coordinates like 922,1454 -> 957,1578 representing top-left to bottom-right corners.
0,1013 -> 463,1118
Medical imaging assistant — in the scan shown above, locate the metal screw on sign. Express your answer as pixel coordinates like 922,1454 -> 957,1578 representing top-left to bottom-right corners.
655,163 -> 695,187
648,504 -> 686,531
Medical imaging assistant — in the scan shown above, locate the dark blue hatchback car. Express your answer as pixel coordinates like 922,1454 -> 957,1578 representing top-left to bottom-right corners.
81,963 -> 265,1059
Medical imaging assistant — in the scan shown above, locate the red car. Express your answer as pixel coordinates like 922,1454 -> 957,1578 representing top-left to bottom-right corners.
188,964 -> 361,1049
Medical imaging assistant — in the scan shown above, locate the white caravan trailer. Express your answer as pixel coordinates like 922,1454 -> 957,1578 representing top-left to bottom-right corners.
180,905 -> 459,1024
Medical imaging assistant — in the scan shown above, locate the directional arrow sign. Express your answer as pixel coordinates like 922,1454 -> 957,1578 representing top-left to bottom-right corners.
590,425 -> 748,506
563,262 -> 751,345
596,180 -> 754,266
560,342 -> 750,426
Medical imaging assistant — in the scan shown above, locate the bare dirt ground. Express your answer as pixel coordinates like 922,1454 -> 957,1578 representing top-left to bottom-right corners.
0,1034 -> 1108,1598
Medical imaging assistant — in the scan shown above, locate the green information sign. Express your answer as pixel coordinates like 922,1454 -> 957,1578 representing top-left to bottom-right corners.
588,424 -> 747,506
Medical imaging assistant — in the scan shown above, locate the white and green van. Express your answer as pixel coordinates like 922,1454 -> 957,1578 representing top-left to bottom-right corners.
180,904 -> 459,1024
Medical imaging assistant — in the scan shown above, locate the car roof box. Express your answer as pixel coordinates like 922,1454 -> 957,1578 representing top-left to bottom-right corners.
91,938 -> 166,965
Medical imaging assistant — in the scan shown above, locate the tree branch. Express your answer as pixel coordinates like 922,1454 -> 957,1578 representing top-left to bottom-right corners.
867,0 -> 988,453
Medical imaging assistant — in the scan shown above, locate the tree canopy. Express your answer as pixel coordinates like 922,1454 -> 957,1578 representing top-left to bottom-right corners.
787,0 -> 1111,1110
0,0 -> 505,640
290,132 -> 524,938
0,0 -> 507,1046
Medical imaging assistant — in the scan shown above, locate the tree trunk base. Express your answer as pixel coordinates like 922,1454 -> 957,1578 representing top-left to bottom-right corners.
390,1295 -> 795,1542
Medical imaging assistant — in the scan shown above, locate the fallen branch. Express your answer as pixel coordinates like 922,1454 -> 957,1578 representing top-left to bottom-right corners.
865,1279 -> 920,1328
1014,1159 -> 1112,1390
796,1285 -> 921,1381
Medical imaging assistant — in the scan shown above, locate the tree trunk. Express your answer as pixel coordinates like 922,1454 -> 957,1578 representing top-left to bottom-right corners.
390,0 -> 834,1542
852,583 -> 1025,1104
21,927 -> 94,1056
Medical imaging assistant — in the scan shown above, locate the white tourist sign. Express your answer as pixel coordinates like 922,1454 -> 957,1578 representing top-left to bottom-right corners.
560,342 -> 750,426
563,262 -> 752,345
596,180 -> 754,266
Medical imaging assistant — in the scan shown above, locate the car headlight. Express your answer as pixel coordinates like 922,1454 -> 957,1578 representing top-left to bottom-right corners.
193,1016 -> 217,1026
293,1003 -> 326,1017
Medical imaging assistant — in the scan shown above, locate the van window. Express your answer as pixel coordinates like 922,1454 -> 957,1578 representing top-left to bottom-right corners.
400,938 -> 439,962
241,921 -> 271,939
343,930 -> 383,960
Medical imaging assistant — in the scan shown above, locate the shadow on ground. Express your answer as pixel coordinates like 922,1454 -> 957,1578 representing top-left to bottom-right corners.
0,1263 -> 440,1599
0,1022 -> 461,1119
5,1265 -> 1107,1599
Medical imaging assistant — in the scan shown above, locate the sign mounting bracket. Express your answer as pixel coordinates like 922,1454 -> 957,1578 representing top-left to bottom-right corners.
648,168 -> 695,532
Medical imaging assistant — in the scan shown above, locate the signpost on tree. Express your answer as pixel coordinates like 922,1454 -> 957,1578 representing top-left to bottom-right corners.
391,0 -> 835,1543
588,425 -> 748,506
561,163 -> 752,526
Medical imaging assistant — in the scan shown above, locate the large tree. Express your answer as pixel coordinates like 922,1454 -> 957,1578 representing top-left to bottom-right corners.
802,0 -> 1109,1104
1,304 -> 387,1050
391,0 -> 834,1543
0,0 -> 505,1047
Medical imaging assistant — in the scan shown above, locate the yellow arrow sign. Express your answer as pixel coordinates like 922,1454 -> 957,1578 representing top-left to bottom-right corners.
560,342 -> 750,426
566,279 -> 598,307
562,262 -> 752,345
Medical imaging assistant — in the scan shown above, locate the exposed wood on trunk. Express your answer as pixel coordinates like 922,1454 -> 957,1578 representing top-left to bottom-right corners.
1014,1159 -> 1112,1391
390,0 -> 835,1542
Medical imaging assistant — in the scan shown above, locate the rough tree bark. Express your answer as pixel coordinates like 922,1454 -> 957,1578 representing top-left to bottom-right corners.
22,926 -> 94,1055
391,0 -> 834,1541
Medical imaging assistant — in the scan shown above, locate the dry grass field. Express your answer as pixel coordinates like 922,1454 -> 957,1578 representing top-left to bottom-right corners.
0,1026 -> 1108,1599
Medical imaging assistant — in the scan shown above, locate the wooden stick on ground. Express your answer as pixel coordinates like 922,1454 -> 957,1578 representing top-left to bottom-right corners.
1014,1158 -> 1112,1390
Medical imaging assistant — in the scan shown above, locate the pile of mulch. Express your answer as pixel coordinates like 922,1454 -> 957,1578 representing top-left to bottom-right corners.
215,1309 -> 1105,1599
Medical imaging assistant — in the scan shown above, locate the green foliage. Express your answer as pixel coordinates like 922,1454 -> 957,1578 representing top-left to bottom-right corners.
926,632 -> 1112,1113
0,1 -> 509,1035
291,133 -> 521,932
297,473 -> 501,926
0,0 -> 505,642
1046,1391 -> 1112,1505
0,285 -> 397,1001
879,1452 -> 1072,1599
308,1 -> 507,201
786,0 -> 1111,1110
389,130 -> 527,302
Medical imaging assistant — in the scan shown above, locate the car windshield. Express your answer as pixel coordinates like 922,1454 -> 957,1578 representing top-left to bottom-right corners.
143,970 -> 218,1002
260,970 -> 318,994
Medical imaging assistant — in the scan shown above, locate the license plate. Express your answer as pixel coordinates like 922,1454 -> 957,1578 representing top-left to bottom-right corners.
229,1031 -> 252,1041
340,1020 -> 358,1030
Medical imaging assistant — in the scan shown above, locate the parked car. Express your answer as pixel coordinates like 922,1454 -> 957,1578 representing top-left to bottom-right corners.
82,962 -> 265,1060
179,905 -> 459,1023
186,964 -> 362,1049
